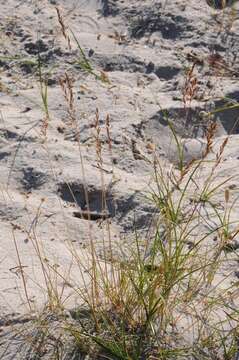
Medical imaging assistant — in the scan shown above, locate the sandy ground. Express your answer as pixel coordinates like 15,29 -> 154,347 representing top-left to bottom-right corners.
0,0 -> 239,357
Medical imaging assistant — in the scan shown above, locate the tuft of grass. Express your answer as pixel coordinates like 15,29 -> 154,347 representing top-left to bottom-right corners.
9,71 -> 239,359
22,117 -> 237,360
4,4 -> 239,359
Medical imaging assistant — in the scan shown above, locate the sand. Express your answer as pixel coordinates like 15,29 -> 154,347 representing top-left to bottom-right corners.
0,0 -> 239,357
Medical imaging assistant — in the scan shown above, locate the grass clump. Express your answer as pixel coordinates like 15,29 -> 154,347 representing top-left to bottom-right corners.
2,4 -> 239,360
74,133 -> 238,360
24,121 -> 238,360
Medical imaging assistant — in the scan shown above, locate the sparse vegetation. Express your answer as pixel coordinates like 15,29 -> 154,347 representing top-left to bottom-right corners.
0,1 -> 239,359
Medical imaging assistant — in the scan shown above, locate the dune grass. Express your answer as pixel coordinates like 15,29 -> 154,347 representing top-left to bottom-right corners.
16,77 -> 239,358
1,5 -> 239,360
19,114 -> 239,359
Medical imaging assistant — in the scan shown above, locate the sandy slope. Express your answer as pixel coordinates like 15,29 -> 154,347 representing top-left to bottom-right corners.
0,0 -> 239,357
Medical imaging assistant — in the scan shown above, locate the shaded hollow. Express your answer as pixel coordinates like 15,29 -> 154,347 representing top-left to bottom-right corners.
58,182 -> 115,216
146,106 -> 215,140
21,167 -> 48,191
213,91 -> 239,134
143,105 -> 226,165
